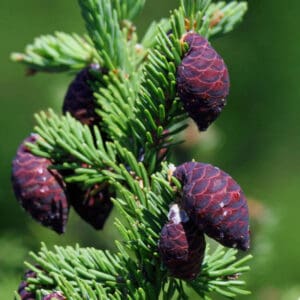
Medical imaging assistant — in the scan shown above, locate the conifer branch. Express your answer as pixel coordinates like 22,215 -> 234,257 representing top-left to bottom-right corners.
77,0 -> 134,73
11,1 -> 252,299
11,32 -> 98,73
29,110 -> 114,186
93,71 -> 141,149
141,19 -> 171,49
130,1 -> 213,173
125,0 -> 248,172
74,0 -> 145,147
111,0 -> 146,21
23,243 -> 148,299
189,245 -> 252,299
19,161 -> 252,299
206,1 -> 248,38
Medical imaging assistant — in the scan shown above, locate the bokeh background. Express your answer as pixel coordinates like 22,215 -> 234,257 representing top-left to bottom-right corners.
1,0 -> 300,299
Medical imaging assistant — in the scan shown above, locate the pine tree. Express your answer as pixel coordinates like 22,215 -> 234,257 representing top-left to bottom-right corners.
11,1 -> 252,299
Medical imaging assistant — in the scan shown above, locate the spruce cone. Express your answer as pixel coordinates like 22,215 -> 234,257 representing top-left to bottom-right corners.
158,204 -> 206,280
11,134 -> 69,234
174,162 -> 250,250
67,183 -> 113,230
63,64 -> 102,126
177,33 -> 230,131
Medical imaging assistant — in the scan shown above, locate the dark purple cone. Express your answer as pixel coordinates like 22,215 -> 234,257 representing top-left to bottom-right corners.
18,269 -> 37,300
63,64 -> 102,126
177,33 -> 230,131
12,134 -> 69,234
174,162 -> 250,250
67,183 -> 113,230
158,220 -> 206,280
42,291 -> 66,300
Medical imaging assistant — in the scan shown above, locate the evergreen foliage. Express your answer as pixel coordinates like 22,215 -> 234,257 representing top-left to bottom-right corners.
11,33 -> 99,73
12,0 -> 251,298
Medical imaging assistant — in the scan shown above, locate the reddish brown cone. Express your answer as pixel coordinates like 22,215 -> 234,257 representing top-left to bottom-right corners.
177,33 -> 230,131
67,183 -> 113,230
12,134 -> 69,234
174,162 -> 250,250
63,64 -> 102,126
158,204 -> 206,280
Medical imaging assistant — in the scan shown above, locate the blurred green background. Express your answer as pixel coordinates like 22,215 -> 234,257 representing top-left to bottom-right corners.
1,0 -> 300,299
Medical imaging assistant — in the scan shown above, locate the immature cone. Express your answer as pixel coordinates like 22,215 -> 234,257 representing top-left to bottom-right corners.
42,292 -> 66,300
177,33 -> 230,131
11,134 -> 69,234
174,162 -> 250,250
158,204 -> 206,280
63,64 -> 102,126
67,183 -> 113,230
